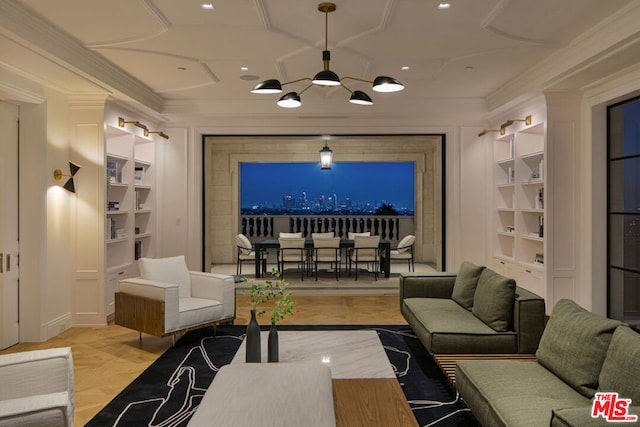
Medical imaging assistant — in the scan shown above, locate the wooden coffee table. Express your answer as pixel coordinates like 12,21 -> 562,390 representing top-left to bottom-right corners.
232,330 -> 418,427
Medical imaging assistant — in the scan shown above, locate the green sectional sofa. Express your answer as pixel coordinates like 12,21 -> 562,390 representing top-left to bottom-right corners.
400,262 -> 546,354
456,299 -> 640,426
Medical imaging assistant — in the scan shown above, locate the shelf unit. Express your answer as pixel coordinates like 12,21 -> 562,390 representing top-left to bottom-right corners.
104,124 -> 155,316
492,122 -> 546,297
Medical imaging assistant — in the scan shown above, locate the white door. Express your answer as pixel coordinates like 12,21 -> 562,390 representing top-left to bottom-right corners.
0,101 -> 20,349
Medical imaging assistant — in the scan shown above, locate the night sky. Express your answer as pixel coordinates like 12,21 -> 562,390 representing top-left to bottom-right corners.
240,162 -> 414,211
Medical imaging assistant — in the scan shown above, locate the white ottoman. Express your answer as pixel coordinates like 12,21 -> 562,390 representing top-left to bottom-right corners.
188,363 -> 336,427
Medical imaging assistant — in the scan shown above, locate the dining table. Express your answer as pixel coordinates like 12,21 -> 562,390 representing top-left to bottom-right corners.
253,238 -> 391,278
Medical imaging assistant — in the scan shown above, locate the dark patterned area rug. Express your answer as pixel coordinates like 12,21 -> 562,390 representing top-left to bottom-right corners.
86,325 -> 478,426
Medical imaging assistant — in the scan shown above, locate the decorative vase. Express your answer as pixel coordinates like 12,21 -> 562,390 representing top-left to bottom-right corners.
268,322 -> 279,362
246,309 -> 261,363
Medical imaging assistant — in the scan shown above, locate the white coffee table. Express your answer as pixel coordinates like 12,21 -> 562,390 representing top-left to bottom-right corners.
221,329 -> 418,426
231,329 -> 396,379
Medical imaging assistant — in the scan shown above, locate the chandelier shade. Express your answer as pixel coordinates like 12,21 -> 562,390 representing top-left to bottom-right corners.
277,92 -> 302,108
349,90 -> 373,105
251,79 -> 283,94
312,69 -> 341,86
372,76 -> 405,93
251,2 -> 404,109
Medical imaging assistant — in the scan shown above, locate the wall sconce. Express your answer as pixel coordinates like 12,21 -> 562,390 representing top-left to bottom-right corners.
54,161 -> 81,193
500,115 -> 532,130
144,129 -> 169,140
319,141 -> 333,170
118,117 -> 147,130
477,128 -> 506,137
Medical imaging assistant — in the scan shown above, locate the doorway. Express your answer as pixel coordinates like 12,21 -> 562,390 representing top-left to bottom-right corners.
0,101 -> 20,349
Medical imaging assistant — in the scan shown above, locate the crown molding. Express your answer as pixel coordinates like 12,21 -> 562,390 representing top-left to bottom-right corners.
0,1 -> 164,112
485,0 -> 640,112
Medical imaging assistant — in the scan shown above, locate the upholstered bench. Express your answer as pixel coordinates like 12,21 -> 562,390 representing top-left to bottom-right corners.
187,363 -> 336,426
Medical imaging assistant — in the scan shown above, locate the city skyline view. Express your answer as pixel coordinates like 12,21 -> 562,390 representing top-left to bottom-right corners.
240,162 -> 414,215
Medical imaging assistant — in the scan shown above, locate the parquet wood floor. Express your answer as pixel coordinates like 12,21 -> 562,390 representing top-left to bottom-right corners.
0,295 -> 406,425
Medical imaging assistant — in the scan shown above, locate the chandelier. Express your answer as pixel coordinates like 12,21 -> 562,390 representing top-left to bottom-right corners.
251,2 -> 404,108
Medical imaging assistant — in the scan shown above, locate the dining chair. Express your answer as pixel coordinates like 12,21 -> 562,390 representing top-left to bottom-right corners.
346,231 -> 370,261
312,232 -> 334,239
279,232 -> 303,238
277,237 -> 307,280
349,235 -> 381,280
389,234 -> 416,272
235,234 -> 267,275
312,236 -> 341,281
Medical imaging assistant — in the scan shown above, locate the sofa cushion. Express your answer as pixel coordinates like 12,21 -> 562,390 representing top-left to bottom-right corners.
451,261 -> 485,310
551,406 -> 624,427
402,298 -> 518,353
536,299 -> 622,398
598,326 -> 640,403
139,256 -> 191,299
471,269 -> 515,332
456,360 -> 591,427
178,297 -> 224,330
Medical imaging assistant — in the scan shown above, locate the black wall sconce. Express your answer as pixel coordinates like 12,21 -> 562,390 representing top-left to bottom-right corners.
54,161 -> 81,193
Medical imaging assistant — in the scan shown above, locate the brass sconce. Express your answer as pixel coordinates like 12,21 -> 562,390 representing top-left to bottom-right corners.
144,129 -> 169,140
478,128 -> 506,137
500,115 -> 532,130
118,117 -> 147,130
54,161 -> 81,193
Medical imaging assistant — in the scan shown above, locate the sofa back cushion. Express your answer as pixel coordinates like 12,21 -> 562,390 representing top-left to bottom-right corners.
139,255 -> 191,299
451,261 -> 485,310
536,299 -> 622,398
471,268 -> 515,332
598,326 -> 640,403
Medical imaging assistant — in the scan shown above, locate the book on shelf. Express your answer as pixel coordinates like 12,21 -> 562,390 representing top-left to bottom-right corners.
536,187 -> 544,209
109,217 -> 116,240
134,240 -> 143,260
134,167 -> 144,183
107,161 -> 122,184
107,201 -> 120,211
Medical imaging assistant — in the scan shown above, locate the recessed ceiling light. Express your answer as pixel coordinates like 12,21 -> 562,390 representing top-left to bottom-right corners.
401,66 -> 410,70
201,3 -> 214,10
240,66 -> 249,71
438,3 -> 451,10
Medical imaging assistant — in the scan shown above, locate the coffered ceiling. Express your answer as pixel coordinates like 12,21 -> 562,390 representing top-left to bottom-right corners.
0,0 -> 639,123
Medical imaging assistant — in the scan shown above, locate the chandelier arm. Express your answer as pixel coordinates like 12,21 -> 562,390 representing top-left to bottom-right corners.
298,83 -> 314,96
339,83 -> 354,94
341,76 -> 374,85
282,77 -> 313,86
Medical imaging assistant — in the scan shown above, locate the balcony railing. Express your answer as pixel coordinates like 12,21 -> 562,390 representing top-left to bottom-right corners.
240,215 -> 414,243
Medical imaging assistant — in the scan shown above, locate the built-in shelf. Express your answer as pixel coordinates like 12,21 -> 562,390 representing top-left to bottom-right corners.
104,123 -> 156,318
492,121 -> 546,298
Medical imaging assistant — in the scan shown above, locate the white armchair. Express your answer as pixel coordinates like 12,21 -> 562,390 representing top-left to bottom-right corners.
115,256 -> 235,342
0,347 -> 74,427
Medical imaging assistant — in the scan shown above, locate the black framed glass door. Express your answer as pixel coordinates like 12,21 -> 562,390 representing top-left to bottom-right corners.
607,96 -> 640,326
